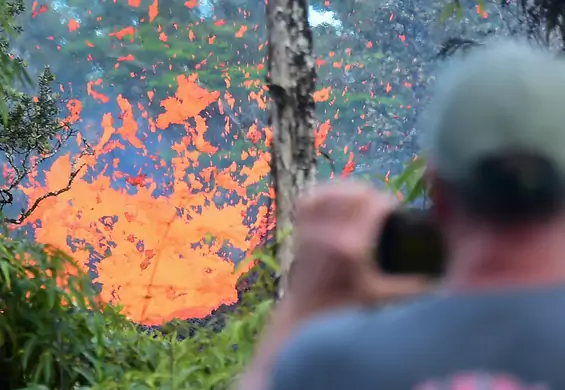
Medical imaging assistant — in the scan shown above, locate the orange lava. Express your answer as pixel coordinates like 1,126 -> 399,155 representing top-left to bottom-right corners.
19,75 -> 274,325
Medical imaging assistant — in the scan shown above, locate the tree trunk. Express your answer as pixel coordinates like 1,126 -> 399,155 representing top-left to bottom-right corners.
266,0 -> 317,298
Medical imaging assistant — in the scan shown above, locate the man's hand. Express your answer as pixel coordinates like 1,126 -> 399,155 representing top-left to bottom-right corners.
286,181 -> 431,319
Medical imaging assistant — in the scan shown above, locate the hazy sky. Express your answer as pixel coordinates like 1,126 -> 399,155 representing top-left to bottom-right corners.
309,8 -> 338,26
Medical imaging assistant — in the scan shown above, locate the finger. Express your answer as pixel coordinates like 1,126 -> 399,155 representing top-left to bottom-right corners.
296,182 -> 397,237
296,193 -> 397,263
358,272 -> 435,304
303,185 -> 397,231
291,243 -> 356,291
296,180 -> 380,218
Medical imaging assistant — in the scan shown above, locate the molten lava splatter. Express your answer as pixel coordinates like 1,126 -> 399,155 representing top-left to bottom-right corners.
19,75 -> 274,325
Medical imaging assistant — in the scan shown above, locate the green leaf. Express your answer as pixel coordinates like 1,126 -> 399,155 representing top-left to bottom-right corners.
73,366 -> 96,385
35,351 -> 53,384
0,90 -> 7,127
0,261 -> 11,289
403,175 -> 427,205
255,252 -> 280,272
390,156 -> 426,189
22,335 -> 39,370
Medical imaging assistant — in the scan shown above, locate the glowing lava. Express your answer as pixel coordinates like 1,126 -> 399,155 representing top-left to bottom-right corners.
19,75 -> 274,325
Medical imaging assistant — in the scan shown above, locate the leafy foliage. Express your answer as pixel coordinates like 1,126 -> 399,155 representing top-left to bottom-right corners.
0,227 -> 275,389
0,0 -> 87,225
0,0 -> 32,119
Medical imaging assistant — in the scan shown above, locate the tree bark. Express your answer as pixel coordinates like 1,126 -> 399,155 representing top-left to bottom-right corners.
266,0 -> 317,298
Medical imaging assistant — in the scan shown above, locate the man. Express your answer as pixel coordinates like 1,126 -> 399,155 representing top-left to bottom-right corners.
239,39 -> 565,389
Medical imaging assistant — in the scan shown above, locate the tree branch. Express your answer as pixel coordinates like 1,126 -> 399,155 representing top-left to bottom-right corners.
3,157 -> 88,225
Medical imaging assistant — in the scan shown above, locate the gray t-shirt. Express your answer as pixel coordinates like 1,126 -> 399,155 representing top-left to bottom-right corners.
267,284 -> 565,389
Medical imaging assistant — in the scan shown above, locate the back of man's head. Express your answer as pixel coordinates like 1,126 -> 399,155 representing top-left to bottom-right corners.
422,39 -> 565,225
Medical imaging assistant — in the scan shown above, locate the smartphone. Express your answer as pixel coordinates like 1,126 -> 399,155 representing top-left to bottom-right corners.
375,208 -> 446,277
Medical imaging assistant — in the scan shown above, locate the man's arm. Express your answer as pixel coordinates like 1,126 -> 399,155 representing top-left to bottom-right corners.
238,306 -> 361,390
265,321 -> 338,390
237,303 -> 305,390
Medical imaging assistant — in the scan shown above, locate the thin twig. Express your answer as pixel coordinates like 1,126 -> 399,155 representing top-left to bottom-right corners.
4,157 -> 88,225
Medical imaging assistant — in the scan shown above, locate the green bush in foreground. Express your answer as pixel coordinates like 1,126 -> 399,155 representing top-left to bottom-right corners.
0,227 -> 275,390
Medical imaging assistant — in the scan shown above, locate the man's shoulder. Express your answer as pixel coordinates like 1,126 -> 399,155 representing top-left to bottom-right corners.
287,298 -> 434,351
268,301 -> 431,390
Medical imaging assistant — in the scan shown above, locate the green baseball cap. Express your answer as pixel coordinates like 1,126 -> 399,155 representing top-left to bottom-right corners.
421,40 -> 565,221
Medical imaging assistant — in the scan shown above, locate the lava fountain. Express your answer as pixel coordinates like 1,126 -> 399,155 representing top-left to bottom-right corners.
18,74 -> 283,325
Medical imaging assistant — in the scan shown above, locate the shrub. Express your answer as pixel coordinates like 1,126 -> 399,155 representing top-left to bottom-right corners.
0,226 -> 275,390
